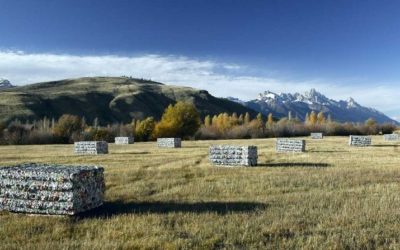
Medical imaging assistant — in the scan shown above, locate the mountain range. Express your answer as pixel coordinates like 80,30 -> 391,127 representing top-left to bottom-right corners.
0,77 -> 396,125
228,88 -> 397,124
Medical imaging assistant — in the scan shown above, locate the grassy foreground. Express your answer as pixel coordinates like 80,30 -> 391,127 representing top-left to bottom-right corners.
1,136 -> 400,249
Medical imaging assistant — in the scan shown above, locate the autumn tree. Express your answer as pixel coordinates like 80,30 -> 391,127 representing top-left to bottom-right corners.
204,115 -> 211,127
256,113 -> 264,129
327,114 -> 332,123
244,112 -> 251,124
211,115 -> 218,127
153,101 -> 201,138
53,114 -> 83,142
304,113 -> 309,124
231,113 -> 239,126
267,113 -> 274,128
238,114 -> 244,124
365,118 -> 377,127
317,111 -> 325,124
135,117 -> 156,141
309,111 -> 317,125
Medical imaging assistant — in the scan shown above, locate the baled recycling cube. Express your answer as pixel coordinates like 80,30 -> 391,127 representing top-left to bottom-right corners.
276,138 -> 306,153
157,138 -> 181,148
0,163 -> 105,215
311,133 -> 323,139
115,137 -> 134,144
209,145 -> 258,166
74,141 -> 108,155
349,135 -> 371,147
383,134 -> 400,141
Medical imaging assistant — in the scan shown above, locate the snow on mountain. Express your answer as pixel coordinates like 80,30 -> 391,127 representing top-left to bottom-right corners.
0,79 -> 14,90
239,89 -> 398,124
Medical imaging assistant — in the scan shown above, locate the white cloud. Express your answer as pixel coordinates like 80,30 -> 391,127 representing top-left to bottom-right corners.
0,50 -> 399,119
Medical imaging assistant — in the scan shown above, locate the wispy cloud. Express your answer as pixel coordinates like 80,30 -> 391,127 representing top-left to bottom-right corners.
0,50 -> 399,119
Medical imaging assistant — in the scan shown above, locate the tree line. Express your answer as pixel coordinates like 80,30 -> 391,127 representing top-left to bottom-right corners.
0,102 -> 396,145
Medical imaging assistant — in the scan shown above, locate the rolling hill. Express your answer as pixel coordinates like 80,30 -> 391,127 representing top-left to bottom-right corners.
0,77 -> 257,125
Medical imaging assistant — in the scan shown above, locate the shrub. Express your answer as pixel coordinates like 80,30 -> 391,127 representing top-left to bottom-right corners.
4,123 -> 30,145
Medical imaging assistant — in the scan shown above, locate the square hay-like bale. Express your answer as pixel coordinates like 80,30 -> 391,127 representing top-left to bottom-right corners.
0,163 -> 105,215
209,145 -> 258,166
115,137 -> 134,145
74,141 -> 108,155
349,135 -> 371,147
311,133 -> 323,139
276,138 -> 306,153
157,138 -> 181,148
383,134 -> 400,141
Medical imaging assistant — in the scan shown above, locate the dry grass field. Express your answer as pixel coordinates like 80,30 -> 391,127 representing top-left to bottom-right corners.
1,136 -> 400,249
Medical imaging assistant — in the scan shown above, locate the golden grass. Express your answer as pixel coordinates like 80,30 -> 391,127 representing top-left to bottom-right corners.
1,136 -> 400,249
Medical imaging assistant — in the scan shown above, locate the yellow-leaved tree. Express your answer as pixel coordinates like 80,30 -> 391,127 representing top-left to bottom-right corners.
309,111 -> 317,125
317,111 -> 325,124
153,101 -> 201,138
135,117 -> 156,141
267,113 -> 274,128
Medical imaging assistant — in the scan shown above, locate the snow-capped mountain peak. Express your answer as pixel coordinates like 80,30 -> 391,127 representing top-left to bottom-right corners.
239,89 -> 398,124
346,97 -> 360,108
258,91 -> 278,101
0,79 -> 14,90
257,88 -> 331,105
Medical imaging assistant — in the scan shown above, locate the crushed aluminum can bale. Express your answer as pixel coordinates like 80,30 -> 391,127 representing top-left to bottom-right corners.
0,163 -> 105,215
157,138 -> 181,148
209,145 -> 258,166
115,137 -> 134,144
74,141 -> 108,155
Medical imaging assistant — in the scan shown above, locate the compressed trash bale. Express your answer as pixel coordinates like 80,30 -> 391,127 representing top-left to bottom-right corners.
209,145 -> 258,166
311,133 -> 323,139
383,134 -> 400,141
349,135 -> 371,147
74,141 -> 108,155
0,163 -> 105,215
276,138 -> 306,153
157,138 -> 181,148
115,137 -> 134,144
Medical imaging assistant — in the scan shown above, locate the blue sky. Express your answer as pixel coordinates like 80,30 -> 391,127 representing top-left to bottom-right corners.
1,0 -> 400,119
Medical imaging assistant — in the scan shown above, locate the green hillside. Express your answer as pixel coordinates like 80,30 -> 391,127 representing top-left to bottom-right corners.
0,77 -> 257,124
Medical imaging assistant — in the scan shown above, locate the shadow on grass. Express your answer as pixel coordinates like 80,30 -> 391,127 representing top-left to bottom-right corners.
77,201 -> 267,219
112,151 -> 150,155
258,162 -> 331,168
370,145 -> 399,148
310,150 -> 347,153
